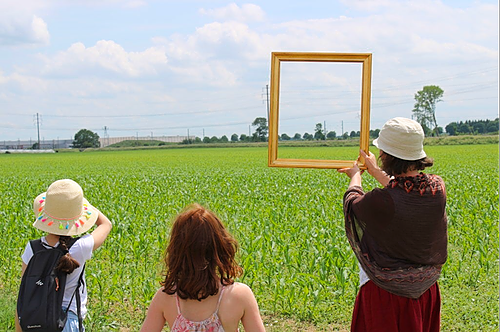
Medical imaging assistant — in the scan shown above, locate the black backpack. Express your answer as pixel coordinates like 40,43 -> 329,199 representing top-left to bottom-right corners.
17,237 -> 85,332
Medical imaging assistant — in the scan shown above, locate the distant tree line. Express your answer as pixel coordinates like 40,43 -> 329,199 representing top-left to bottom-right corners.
182,119 -> 381,144
181,117 -> 497,144
73,116 -> 499,148
445,119 -> 499,136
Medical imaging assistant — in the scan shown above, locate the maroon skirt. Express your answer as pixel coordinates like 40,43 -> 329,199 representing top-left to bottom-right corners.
351,281 -> 441,332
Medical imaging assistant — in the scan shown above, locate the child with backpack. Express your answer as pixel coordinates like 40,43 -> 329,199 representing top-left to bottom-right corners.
16,179 -> 112,332
140,204 -> 265,332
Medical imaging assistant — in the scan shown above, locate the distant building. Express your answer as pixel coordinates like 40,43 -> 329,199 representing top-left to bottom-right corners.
0,139 -> 73,150
99,135 -> 188,147
0,136 -> 190,149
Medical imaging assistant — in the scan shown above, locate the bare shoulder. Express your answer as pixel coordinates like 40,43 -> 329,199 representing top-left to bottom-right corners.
222,282 -> 265,331
231,282 -> 253,293
225,282 -> 256,302
153,287 -> 175,302
150,287 -> 176,313
227,282 -> 253,296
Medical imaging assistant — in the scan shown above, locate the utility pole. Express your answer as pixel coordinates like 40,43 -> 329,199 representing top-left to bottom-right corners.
341,121 -> 344,139
324,121 -> 327,140
187,129 -> 190,142
103,126 -> 109,147
266,84 -> 270,125
36,113 -> 41,149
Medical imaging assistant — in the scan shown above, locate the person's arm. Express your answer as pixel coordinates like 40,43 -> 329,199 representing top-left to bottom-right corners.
338,161 -> 362,188
140,289 -> 167,332
91,211 -> 112,251
360,149 -> 390,187
240,285 -> 266,332
15,263 -> 28,332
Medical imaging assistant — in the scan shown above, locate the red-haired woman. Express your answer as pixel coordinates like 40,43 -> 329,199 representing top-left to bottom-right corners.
140,204 -> 265,332
338,118 -> 448,331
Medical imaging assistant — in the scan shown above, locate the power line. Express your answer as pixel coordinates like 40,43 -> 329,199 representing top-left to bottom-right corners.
3,66 -> 497,119
1,66 -> 497,137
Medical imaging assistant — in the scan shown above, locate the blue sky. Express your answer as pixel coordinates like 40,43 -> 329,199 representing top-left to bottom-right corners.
0,0 -> 498,142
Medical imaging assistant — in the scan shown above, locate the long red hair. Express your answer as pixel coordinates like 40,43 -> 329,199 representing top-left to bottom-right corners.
161,204 -> 242,300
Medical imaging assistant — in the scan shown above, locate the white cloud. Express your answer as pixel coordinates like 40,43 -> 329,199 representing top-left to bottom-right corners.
268,1 -> 498,64
151,21 -> 267,85
169,61 -> 238,87
163,21 -> 268,63
0,0 -> 145,49
39,40 -> 168,77
0,15 -> 50,47
410,35 -> 497,59
31,16 -> 50,45
199,3 -> 265,22
194,21 -> 262,53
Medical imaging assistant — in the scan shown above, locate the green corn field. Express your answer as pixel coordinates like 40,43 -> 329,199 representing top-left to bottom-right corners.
0,144 -> 498,331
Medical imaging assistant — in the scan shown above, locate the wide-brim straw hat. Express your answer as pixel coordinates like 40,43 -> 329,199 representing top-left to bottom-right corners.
33,179 -> 98,236
373,117 -> 427,161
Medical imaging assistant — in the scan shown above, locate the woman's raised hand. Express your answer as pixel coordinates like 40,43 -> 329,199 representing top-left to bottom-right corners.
359,149 -> 391,186
360,149 -> 378,175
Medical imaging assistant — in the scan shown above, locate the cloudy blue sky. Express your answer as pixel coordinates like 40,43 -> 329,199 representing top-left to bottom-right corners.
0,0 -> 498,142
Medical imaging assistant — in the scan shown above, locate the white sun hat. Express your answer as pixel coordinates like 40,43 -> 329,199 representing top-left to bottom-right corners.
33,179 -> 99,236
373,117 -> 427,161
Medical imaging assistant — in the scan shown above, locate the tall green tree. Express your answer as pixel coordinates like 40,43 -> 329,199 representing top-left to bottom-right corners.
412,85 -> 444,136
73,129 -> 100,148
314,123 -> 325,140
252,117 -> 268,141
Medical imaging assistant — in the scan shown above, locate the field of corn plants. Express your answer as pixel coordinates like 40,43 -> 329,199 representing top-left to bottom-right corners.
0,144 -> 498,331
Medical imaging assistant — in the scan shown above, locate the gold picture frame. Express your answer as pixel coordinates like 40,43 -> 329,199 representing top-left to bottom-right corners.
268,52 -> 372,169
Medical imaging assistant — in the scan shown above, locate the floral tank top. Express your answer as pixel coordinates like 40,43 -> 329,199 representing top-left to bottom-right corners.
171,286 -> 226,332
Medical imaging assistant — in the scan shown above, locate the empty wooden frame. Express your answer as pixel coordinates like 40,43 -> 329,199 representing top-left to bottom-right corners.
268,52 -> 372,169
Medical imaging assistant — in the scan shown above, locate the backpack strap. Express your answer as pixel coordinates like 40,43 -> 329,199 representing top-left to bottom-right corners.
64,264 -> 86,331
59,236 -> 83,331
29,239 -> 44,254
29,236 -> 80,254
75,265 -> 85,332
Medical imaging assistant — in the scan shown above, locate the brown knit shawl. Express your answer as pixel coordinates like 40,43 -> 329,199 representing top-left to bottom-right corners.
343,173 -> 448,299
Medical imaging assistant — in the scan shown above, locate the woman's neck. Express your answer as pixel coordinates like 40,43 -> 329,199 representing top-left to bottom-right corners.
45,233 -> 60,246
395,170 -> 420,177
